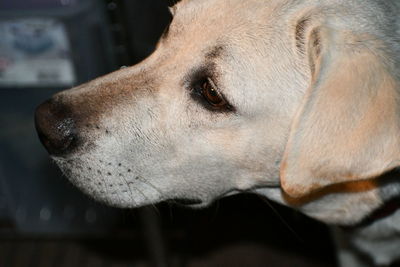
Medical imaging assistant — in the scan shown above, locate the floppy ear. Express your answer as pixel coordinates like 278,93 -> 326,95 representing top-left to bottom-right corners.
280,23 -> 400,198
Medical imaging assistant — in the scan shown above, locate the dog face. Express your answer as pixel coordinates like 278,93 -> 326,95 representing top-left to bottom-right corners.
35,0 -> 400,225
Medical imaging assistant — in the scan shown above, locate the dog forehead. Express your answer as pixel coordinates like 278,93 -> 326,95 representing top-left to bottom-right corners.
163,0 -> 284,66
172,0 -> 278,33
174,0 -> 395,34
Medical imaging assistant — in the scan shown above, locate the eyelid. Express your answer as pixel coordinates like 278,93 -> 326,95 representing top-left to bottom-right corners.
206,77 -> 218,91
190,77 -> 235,113
205,78 -> 233,107
184,65 -> 235,112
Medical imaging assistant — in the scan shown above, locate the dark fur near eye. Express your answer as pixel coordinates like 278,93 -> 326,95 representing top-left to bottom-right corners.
190,86 -> 234,112
206,45 -> 225,60
186,65 -> 216,87
185,66 -> 234,112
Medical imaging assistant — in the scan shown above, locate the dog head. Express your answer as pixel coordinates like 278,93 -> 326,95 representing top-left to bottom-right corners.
35,0 -> 400,224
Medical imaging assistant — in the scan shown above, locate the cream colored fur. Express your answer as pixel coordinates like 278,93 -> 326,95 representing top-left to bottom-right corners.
49,0 -> 400,266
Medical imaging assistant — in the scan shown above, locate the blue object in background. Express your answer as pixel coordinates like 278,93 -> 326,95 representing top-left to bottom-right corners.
12,24 -> 54,55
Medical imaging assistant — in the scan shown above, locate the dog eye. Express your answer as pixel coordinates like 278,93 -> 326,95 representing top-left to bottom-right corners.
196,79 -> 234,111
201,80 -> 226,106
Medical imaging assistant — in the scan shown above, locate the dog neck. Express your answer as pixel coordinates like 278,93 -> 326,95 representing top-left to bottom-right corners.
342,196 -> 400,230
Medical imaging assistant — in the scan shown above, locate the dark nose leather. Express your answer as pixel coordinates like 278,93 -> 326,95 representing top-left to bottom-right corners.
34,99 -> 78,156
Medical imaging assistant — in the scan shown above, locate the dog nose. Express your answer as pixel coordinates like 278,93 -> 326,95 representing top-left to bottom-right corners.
34,99 -> 78,156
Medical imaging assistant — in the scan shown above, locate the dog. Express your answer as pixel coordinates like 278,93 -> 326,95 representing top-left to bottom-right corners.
34,0 -> 400,266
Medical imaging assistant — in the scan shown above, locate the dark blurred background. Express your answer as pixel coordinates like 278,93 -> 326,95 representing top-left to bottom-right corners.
0,0 -> 336,266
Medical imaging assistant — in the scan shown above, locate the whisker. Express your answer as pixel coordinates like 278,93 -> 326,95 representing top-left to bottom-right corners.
136,176 -> 163,196
131,185 -> 161,216
258,195 -> 304,243
96,170 -> 112,202
120,176 -> 138,206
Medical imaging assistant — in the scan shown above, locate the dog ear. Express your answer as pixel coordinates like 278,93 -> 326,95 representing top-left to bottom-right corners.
280,23 -> 400,198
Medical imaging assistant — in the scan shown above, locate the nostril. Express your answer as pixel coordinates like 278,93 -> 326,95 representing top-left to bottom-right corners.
42,117 -> 76,153
34,99 -> 78,156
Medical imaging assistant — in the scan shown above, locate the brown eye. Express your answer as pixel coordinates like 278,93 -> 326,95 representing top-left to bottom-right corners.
189,74 -> 235,112
201,79 -> 227,108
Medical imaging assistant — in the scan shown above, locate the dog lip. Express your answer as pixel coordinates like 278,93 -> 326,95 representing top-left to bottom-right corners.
168,198 -> 203,206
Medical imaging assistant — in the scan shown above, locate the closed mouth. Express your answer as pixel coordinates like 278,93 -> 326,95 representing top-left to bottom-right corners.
168,198 -> 203,206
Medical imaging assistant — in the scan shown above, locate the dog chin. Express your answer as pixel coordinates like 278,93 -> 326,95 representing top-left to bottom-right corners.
51,156 -> 227,210
167,198 -> 206,208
